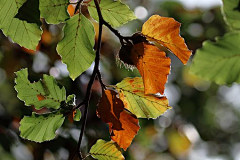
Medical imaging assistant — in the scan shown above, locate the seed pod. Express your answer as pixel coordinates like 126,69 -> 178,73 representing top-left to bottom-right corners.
118,44 -> 134,65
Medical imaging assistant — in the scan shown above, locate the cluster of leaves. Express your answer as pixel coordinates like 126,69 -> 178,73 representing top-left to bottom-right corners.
190,0 -> 240,85
0,0 -> 192,159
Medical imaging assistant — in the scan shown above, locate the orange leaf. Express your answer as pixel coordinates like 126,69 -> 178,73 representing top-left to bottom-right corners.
142,15 -> 192,64
67,4 -> 75,17
110,110 -> 140,150
131,42 -> 171,95
97,90 -> 140,150
37,95 -> 45,101
68,110 -> 76,123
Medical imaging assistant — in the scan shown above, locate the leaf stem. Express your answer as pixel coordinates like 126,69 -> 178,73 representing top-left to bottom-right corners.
74,101 -> 84,110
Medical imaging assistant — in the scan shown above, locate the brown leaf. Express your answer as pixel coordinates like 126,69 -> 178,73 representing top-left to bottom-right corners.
131,42 -> 171,95
142,15 -> 192,64
68,110 -> 76,123
97,90 -> 140,150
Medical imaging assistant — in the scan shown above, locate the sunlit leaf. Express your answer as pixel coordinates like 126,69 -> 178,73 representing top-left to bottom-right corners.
89,139 -> 124,160
131,42 -> 171,95
0,0 -> 42,50
88,0 -> 136,27
19,111 -> 65,142
222,0 -> 240,30
39,0 -> 70,24
142,15 -> 191,64
97,90 -> 140,150
73,109 -> 81,121
115,77 -> 171,119
57,14 -> 95,80
67,4 -> 75,17
66,94 -> 76,106
190,32 -> 240,85
15,68 -> 66,110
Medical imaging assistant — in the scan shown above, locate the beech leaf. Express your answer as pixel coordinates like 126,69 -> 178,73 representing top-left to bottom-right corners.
57,13 -> 95,80
142,15 -> 191,64
89,139 -> 124,160
190,32 -> 240,85
0,0 -> 42,50
19,111 -> 65,142
115,77 -> 171,119
222,0 -> 240,30
97,90 -> 140,150
131,42 -> 171,95
39,0 -> 70,24
88,0 -> 136,27
15,68 -> 66,110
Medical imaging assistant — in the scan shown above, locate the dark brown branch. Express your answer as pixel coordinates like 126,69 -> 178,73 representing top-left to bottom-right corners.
102,20 -> 133,45
74,0 -> 83,14
76,0 -> 104,159
74,101 -> 84,110
97,69 -> 106,89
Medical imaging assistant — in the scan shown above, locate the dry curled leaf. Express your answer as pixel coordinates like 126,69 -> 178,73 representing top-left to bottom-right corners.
97,90 -> 140,150
131,42 -> 171,95
142,15 -> 192,64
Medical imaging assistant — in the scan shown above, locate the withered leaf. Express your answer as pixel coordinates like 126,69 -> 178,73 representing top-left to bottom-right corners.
142,15 -> 192,64
131,42 -> 171,95
97,90 -> 140,150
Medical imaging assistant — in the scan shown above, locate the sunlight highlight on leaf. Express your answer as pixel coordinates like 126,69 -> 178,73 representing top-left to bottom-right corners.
0,0 -> 42,50
89,139 -> 124,160
190,32 -> 240,85
131,42 -> 171,95
115,77 -> 171,119
56,13 -> 95,80
19,111 -> 65,142
88,0 -> 136,27
142,15 -> 191,64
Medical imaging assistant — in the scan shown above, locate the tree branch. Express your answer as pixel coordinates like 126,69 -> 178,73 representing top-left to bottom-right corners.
102,20 -> 132,45
75,0 -> 104,159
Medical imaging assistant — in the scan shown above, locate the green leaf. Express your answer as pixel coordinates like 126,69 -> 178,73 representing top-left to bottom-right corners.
0,0 -> 42,50
19,111 -> 65,142
88,0 -> 136,27
89,139 -> 124,160
74,109 -> 81,121
15,0 -> 41,26
57,14 -> 95,80
66,94 -> 76,106
115,77 -> 171,119
222,0 -> 240,30
15,68 -> 66,110
190,32 -> 240,85
39,0 -> 70,24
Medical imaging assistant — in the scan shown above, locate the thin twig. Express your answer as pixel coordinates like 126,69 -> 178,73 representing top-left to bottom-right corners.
74,0 -> 84,14
102,20 -> 132,45
97,69 -> 106,89
74,101 -> 85,110
76,0 -> 104,159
